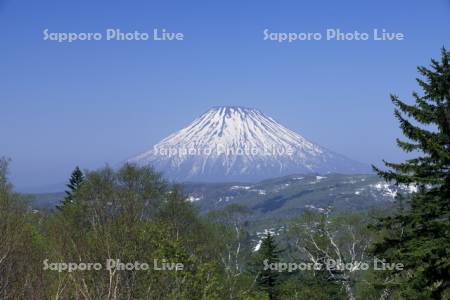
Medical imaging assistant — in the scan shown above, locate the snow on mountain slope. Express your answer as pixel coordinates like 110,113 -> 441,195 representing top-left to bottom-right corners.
127,106 -> 370,181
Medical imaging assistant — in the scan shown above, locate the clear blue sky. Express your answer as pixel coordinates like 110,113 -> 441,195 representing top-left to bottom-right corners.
1,0 -> 449,189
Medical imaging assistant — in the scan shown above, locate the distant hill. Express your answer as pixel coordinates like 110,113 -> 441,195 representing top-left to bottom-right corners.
27,174 -> 416,222
182,173 -> 416,221
26,192 -> 65,209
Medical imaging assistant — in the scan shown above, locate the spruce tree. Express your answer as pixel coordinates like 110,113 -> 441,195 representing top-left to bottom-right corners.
372,48 -> 450,298
252,233 -> 282,300
60,166 -> 84,207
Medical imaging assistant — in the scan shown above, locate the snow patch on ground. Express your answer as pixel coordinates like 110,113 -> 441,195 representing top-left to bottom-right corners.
230,185 -> 252,191
305,204 -> 326,212
253,228 -> 283,252
254,240 -> 263,252
187,195 -> 202,202
370,182 -> 398,198
250,189 -> 266,195
368,182 -> 418,199
309,175 -> 327,184
217,196 -> 234,203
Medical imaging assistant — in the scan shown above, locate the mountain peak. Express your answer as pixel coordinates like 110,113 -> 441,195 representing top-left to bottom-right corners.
128,107 -> 369,182
208,106 -> 261,115
209,105 -> 257,110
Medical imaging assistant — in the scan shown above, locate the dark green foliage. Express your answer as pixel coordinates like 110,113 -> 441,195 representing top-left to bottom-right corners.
372,48 -> 450,299
60,166 -> 84,208
251,233 -> 282,300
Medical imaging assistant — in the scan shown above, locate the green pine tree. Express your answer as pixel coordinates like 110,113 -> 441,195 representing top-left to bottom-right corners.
251,233 -> 282,300
372,48 -> 450,299
60,166 -> 84,208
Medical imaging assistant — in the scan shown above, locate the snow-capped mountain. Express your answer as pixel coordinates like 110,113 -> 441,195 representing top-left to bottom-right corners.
127,106 -> 370,181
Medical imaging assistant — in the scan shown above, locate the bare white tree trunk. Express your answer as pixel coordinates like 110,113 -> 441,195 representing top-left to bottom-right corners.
344,281 -> 356,300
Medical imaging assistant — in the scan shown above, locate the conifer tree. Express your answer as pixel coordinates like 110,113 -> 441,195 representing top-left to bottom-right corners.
61,166 -> 84,207
372,48 -> 450,298
251,233 -> 282,300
